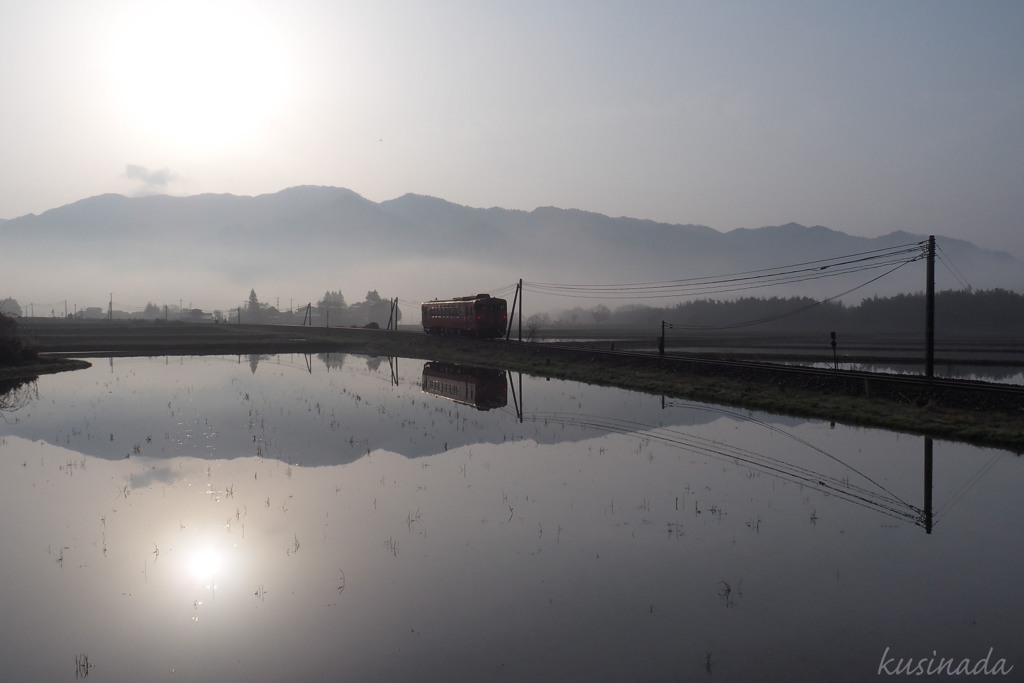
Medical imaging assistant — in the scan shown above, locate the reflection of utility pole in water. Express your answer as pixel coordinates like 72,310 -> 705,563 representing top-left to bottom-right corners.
508,370 -> 523,422
389,356 -> 399,386
923,436 -> 933,534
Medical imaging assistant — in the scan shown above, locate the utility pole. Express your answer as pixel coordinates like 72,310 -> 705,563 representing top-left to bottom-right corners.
518,279 -> 522,342
925,235 -> 935,379
505,280 -> 522,341
387,297 -> 398,330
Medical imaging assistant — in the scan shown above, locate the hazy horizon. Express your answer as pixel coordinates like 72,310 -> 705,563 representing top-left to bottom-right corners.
4,186 -> 1022,324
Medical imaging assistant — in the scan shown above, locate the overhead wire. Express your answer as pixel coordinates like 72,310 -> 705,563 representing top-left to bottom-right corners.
523,241 -> 927,300
403,282 -> 520,308
665,258 -> 917,330
935,243 -> 1015,332
935,244 -> 974,292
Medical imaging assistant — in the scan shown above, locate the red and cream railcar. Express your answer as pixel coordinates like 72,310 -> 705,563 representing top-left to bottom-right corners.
421,294 -> 507,337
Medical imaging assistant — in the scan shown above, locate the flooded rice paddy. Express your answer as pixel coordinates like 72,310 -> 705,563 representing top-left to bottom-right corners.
0,354 -> 1021,682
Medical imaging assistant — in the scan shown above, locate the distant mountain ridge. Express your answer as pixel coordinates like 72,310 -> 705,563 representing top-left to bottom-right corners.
3,185 -> 1022,312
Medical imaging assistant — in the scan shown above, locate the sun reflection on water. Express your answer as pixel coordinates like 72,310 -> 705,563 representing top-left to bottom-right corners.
188,547 -> 224,584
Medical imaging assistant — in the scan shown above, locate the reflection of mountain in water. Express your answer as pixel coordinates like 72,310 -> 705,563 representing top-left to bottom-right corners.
0,356 -> 993,532
0,355 -> 819,466
421,362 -> 507,411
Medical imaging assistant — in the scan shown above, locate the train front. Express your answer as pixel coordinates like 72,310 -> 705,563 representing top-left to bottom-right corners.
473,296 -> 507,337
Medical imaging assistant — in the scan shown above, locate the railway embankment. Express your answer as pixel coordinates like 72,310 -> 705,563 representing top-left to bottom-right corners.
7,320 -> 1024,452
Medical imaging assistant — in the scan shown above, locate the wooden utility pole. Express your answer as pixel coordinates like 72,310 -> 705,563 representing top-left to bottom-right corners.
387,297 -> 398,330
925,235 -> 935,379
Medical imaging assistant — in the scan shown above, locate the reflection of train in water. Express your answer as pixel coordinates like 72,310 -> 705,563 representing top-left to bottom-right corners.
421,294 -> 507,337
421,362 -> 507,410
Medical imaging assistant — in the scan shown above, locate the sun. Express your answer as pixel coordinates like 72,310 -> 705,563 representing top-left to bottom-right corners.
109,1 -> 288,149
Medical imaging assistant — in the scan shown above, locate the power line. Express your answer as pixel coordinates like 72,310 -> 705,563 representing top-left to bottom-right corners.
936,244 -> 973,291
524,241 -> 927,300
665,258 -> 916,331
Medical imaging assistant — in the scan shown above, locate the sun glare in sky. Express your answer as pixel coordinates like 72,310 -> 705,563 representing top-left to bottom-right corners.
2,1 -> 1023,267
109,2 -> 288,150
187,546 -> 225,583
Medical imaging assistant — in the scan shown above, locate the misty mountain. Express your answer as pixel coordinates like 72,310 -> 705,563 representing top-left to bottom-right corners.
3,185 -> 1022,313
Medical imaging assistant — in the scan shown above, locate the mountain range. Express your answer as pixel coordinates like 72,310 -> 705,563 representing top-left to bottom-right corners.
3,185 -> 1022,316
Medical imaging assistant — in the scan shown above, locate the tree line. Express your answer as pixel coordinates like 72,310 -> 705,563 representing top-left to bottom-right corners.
241,289 -> 398,328
531,289 -> 1024,334
0,289 -> 400,329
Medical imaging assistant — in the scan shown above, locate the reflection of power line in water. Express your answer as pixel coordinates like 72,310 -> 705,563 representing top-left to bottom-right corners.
931,449 -> 1003,527
521,408 -> 924,528
663,399 -> 912,506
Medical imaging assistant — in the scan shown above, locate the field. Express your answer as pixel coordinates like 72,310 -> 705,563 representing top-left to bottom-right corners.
6,319 -> 1024,452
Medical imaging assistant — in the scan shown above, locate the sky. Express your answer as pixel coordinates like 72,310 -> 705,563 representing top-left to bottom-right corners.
2,0 -> 1023,259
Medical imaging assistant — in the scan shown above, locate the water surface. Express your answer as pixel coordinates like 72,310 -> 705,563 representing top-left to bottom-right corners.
1,354 -> 1020,681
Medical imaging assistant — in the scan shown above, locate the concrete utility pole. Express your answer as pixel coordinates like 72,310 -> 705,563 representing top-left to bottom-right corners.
925,235 -> 935,379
